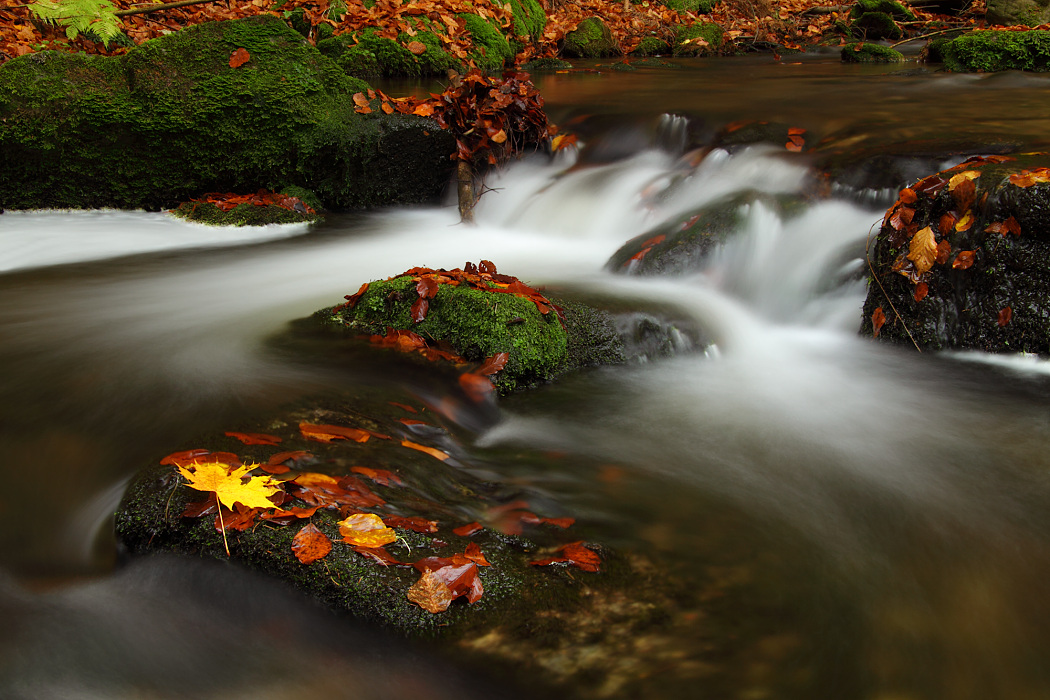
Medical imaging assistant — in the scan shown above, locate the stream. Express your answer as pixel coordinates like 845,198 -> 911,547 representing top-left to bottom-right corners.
3,54 -> 1050,698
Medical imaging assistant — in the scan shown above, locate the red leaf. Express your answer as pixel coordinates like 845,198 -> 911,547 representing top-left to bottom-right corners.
411,296 -> 429,323
453,521 -> 484,536
998,307 -> 1013,327
479,260 -> 498,275
224,431 -> 282,446
160,449 -> 212,467
299,422 -> 371,444
350,466 -> 403,486
459,372 -> 495,403
476,352 -> 509,375
292,523 -> 332,564
343,282 -> 369,308
229,48 -> 250,68
383,515 -> 438,533
871,307 -> 886,337
914,282 -> 928,302
952,251 -> 976,269
416,275 -> 440,299
530,541 -> 601,572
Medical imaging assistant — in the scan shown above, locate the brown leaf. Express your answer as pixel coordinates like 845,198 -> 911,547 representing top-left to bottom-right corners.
407,40 -> 427,55
998,306 -> 1013,327
383,515 -> 439,533
872,307 -> 886,337
952,251 -> 976,269
292,523 -> 332,564
299,422 -> 370,444
935,239 -> 952,265
407,569 -> 455,613
453,521 -> 484,536
914,282 -> 928,302
224,431 -> 282,446
350,466 -> 403,486
907,226 -> 937,275
229,48 -> 250,68
530,541 -> 601,572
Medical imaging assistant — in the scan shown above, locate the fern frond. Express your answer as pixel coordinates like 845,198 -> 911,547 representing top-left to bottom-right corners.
28,0 -> 123,47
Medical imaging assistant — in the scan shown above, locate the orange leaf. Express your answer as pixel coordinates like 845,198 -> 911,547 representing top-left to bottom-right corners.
907,226 -> 937,275
229,48 -> 250,68
463,542 -> 490,566
407,40 -> 427,55
401,439 -> 450,461
914,282 -> 928,302
406,569 -> 455,613
998,307 -> 1013,327
935,239 -> 952,265
225,431 -> 282,446
299,422 -> 370,444
872,307 -> 886,337
413,103 -> 436,117
291,523 -> 332,564
952,251 -> 976,269
530,541 -> 601,572
453,521 -> 484,536
338,513 -> 397,548
381,101 -> 394,115
350,466 -> 403,486
383,515 -> 438,533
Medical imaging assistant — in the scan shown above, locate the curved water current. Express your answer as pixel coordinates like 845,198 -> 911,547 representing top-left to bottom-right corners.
3,55 -> 1050,698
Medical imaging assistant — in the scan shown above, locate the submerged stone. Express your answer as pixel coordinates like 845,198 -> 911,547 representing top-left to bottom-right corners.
862,154 -> 1050,354
0,16 -> 455,211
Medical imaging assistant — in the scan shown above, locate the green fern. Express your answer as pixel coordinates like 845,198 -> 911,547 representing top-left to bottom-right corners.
28,0 -> 123,47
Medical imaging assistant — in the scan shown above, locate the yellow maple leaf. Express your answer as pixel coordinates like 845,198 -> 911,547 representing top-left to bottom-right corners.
178,462 -> 282,510
338,513 -> 397,548
907,226 -> 937,275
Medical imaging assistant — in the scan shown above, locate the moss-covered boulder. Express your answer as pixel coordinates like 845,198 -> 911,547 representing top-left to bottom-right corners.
841,42 -> 906,62
319,28 -> 462,78
848,0 -> 913,41
563,17 -> 620,58
607,192 -> 802,276
461,14 -> 516,70
987,0 -> 1050,27
941,30 -> 1050,72
0,16 -> 456,211
862,154 -> 1050,353
673,22 -> 724,56
850,0 -> 917,21
662,0 -> 720,12
632,36 -> 672,56
507,0 -> 547,42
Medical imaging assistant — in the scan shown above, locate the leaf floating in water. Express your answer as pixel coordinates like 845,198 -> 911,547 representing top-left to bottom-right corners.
299,422 -> 371,444
401,439 -> 450,461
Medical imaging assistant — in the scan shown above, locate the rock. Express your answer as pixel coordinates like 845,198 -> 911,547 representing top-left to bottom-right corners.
520,57 -> 574,71
460,14 -> 516,71
632,36 -> 672,56
506,0 -> 548,42
861,154 -> 1050,353
673,21 -> 724,56
987,0 -> 1050,27
940,30 -> 1050,72
563,17 -> 620,58
841,42 -> 906,62
848,0 -> 914,41
112,387 -> 719,697
319,28 -> 461,78
0,16 -> 455,211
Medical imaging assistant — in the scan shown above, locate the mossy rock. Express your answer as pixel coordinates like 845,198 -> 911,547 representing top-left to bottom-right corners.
520,57 -> 573,70
851,12 -> 903,41
607,191 -> 802,276
507,0 -> 547,41
661,0 -> 720,12
987,0 -> 1050,25
0,16 -> 456,211
323,28 -> 461,78
862,154 -> 1050,354
171,200 -> 321,226
563,17 -> 619,58
673,22 -> 724,56
941,30 -> 1050,72
461,14 -> 515,71
841,42 -> 906,62
632,36 -> 672,56
849,0 -> 916,20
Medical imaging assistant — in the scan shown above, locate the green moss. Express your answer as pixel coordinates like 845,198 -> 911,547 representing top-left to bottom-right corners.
0,16 -> 456,211
171,200 -> 321,226
461,14 -> 515,70
632,36 -> 671,56
662,0 -> 719,13
841,41 -> 905,62
520,57 -> 573,70
672,21 -> 723,56
506,0 -> 547,40
321,275 -> 569,393
851,12 -> 903,41
942,30 -> 1050,72
563,17 -> 619,58
850,0 -> 916,21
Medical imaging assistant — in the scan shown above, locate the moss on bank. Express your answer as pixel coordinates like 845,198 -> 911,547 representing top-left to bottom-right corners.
0,16 -> 455,211
841,42 -> 905,62
941,30 -> 1050,72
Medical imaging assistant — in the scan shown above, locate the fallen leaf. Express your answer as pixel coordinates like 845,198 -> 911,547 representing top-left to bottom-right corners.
907,226 -> 937,275
463,542 -> 490,566
299,422 -> 371,444
998,306 -> 1013,327
530,541 -> 601,572
935,239 -> 952,265
914,282 -> 928,302
401,439 -> 450,461
955,210 -> 974,232
453,521 -> 484,536
407,569 -> 455,613
350,466 -> 403,486
407,40 -> 427,55
952,251 -> 976,269
338,513 -> 397,547
225,431 -> 282,446
383,515 -> 438,533
178,462 -> 283,511
291,473 -> 384,509
872,307 -> 886,337
292,523 -> 332,564
229,48 -> 250,68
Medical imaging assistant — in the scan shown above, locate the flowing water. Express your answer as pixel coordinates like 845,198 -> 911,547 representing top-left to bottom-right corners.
4,54 -> 1050,698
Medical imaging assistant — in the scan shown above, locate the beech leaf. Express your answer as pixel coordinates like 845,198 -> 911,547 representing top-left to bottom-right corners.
907,226 -> 937,275
407,569 -> 455,613
292,523 -> 332,564
338,513 -> 397,548
229,48 -> 250,68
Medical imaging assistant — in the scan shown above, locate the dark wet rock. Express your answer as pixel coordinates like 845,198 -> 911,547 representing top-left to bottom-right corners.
563,17 -> 619,58
940,30 -> 1050,72
841,42 -> 905,62
861,153 -> 1050,353
0,16 -> 455,211
607,191 -> 801,276
986,0 -> 1050,28
711,120 -> 805,152
520,57 -> 573,71
113,387 -> 740,698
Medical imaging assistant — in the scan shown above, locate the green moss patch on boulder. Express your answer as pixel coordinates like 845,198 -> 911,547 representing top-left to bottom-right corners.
862,154 -> 1050,354
632,36 -> 672,56
520,57 -> 573,70
563,17 -> 620,58
941,30 -> 1050,72
461,14 -> 515,71
507,0 -> 547,41
673,22 -> 724,56
841,42 -> 906,62
0,16 -> 456,211
320,27 -> 462,78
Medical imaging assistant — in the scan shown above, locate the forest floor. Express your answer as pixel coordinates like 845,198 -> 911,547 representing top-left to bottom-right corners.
0,0 -> 995,67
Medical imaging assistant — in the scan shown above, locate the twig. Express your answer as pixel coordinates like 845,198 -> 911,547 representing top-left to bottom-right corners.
866,221 -> 922,352
891,26 -> 970,48
114,0 -> 221,18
